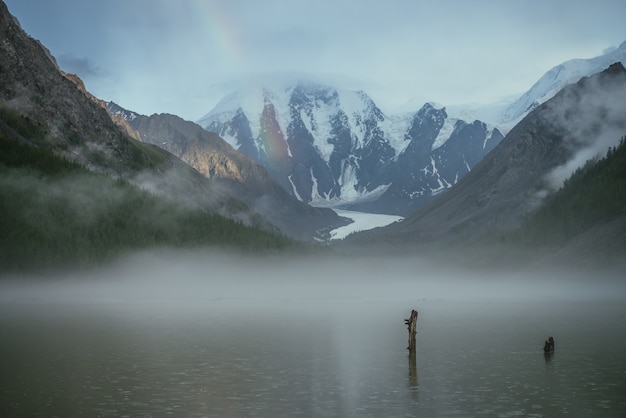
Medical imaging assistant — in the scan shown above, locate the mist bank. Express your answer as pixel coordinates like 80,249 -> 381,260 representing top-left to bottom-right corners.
2,249 -> 624,417
1,249 -> 625,309
0,134 -> 303,275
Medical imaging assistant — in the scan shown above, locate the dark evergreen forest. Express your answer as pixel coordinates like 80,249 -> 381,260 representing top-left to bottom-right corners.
514,136 -> 626,246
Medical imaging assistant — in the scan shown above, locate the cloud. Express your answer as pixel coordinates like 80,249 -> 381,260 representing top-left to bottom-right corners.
57,54 -> 104,78
603,45 -> 619,55
9,0 -> 624,121
543,72 -> 626,190
2,248 -> 625,305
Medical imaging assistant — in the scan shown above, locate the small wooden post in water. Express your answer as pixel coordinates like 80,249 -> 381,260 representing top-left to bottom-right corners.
405,309 -> 418,352
543,336 -> 555,353
405,309 -> 419,387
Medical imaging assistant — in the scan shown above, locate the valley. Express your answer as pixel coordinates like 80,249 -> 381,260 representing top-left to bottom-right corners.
2,1 -> 626,417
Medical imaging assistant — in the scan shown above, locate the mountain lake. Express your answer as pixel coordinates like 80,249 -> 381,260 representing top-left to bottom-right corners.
1,262 -> 625,417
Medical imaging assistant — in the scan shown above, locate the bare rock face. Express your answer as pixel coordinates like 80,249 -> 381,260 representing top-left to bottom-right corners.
186,147 -> 245,181
61,72 -> 143,143
0,0 -> 152,175
107,104 -> 282,194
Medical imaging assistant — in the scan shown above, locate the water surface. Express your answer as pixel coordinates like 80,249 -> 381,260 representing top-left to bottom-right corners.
2,294 -> 625,417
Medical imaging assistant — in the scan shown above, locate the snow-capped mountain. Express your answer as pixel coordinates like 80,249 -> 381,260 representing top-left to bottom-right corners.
499,41 -> 626,127
197,80 -> 502,216
195,44 -> 625,217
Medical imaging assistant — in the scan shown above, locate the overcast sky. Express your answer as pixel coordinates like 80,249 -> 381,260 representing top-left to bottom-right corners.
5,0 -> 626,121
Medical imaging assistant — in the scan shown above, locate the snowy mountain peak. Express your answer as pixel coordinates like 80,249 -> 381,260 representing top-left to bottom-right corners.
108,101 -> 139,122
501,42 -> 626,126
197,79 -> 502,215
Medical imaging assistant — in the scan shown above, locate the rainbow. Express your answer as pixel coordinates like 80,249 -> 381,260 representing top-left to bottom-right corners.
181,3 -> 294,176
184,0 -> 245,68
258,100 -> 290,166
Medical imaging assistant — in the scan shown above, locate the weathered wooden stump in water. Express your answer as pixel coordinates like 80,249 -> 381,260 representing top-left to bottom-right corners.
405,309 -> 418,352
405,309 -> 418,386
543,336 -> 555,353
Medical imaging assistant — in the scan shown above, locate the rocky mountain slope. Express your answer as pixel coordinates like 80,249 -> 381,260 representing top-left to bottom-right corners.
107,102 -> 348,241
197,81 -> 503,216
342,63 -> 626,256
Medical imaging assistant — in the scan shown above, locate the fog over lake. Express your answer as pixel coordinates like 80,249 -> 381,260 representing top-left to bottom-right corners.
1,250 -> 625,416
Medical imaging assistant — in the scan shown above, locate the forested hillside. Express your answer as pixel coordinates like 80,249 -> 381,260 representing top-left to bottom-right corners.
515,136 -> 626,247
0,126 -> 297,275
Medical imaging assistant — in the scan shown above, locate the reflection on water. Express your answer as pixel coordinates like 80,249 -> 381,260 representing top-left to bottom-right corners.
1,298 -> 625,417
408,349 -> 418,390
